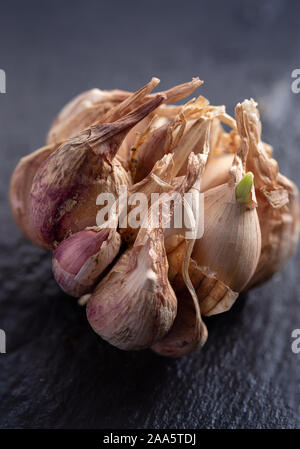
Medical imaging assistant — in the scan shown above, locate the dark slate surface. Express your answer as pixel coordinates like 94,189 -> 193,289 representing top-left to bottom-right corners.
0,0 -> 299,429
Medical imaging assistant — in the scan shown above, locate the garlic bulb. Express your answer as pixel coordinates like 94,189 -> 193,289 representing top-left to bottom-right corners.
30,95 -> 164,250
9,76 -> 300,358
52,227 -> 121,297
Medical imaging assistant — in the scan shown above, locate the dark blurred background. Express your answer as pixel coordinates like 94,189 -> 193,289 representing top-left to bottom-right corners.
0,0 -> 299,429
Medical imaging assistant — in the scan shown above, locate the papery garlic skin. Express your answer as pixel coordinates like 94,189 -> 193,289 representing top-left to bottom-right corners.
86,229 -> 177,350
30,95 -> 164,250
47,88 -> 131,145
52,228 -> 121,297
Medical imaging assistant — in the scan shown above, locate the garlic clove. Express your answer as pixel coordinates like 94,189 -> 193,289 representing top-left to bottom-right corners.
9,143 -> 60,248
192,177 -> 261,293
52,227 -> 120,297
30,94 -> 164,250
86,227 -> 177,350
46,78 -> 203,160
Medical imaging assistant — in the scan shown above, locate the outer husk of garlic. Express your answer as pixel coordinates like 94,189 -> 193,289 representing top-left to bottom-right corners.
46,88 -> 131,145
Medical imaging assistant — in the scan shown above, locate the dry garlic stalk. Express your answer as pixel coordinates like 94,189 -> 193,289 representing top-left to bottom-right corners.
46,77 -> 203,157
46,88 -> 130,144
30,95 -> 164,250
